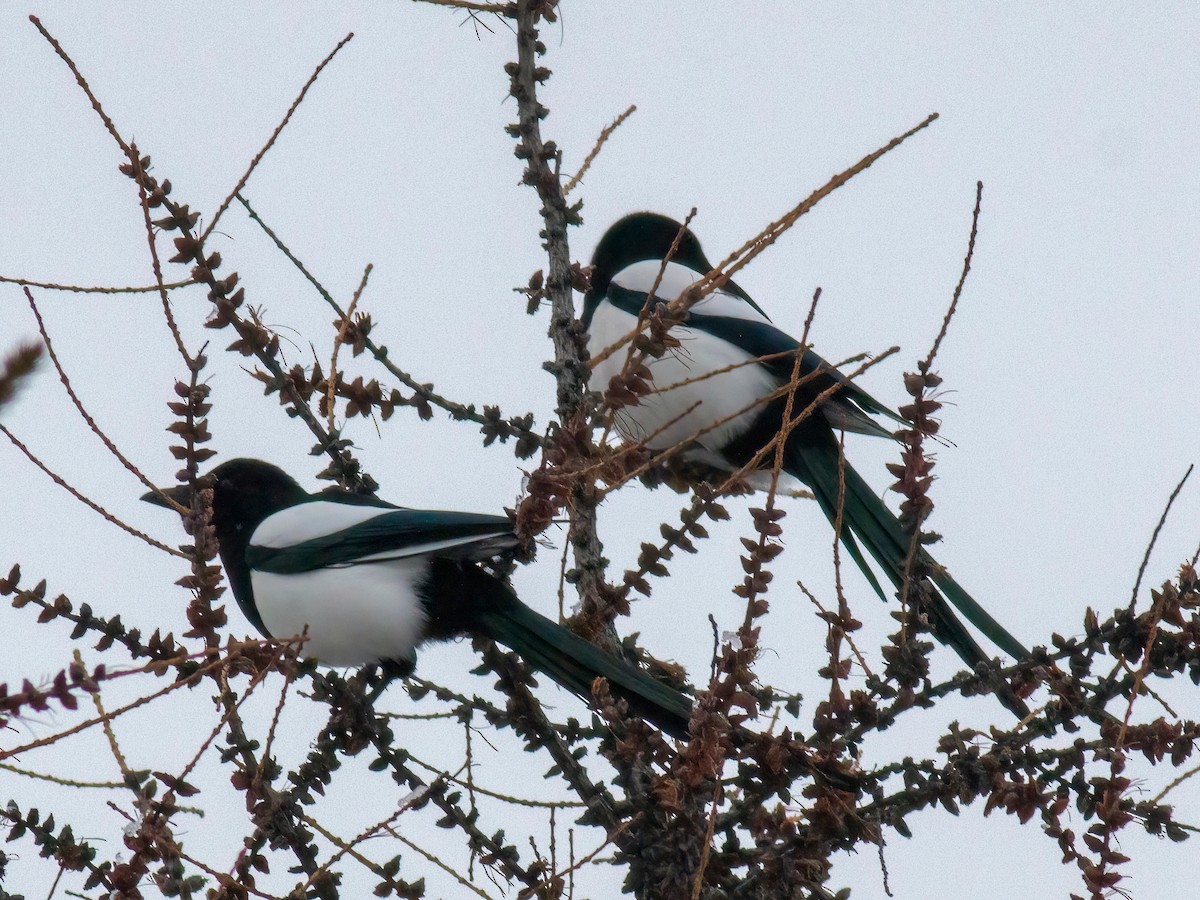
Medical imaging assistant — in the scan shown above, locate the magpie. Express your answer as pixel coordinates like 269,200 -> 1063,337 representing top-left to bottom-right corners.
582,212 -> 1030,689
142,458 -> 693,737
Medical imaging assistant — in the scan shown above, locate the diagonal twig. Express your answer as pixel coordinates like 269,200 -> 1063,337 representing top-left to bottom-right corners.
200,33 -> 356,242
563,104 -> 636,195
1129,464 -> 1193,613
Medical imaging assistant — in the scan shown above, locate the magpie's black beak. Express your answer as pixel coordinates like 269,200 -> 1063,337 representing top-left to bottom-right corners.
140,484 -> 192,511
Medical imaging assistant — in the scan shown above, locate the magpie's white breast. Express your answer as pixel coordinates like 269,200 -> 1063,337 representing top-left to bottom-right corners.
588,260 -> 781,463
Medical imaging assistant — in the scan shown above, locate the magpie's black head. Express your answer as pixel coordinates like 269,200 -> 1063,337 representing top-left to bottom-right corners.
142,458 -> 309,543
582,211 -> 765,326
583,212 -> 712,323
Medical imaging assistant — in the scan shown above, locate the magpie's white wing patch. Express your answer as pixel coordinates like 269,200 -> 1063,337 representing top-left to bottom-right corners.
247,501 -> 517,573
252,501 -> 394,548
609,259 -> 773,325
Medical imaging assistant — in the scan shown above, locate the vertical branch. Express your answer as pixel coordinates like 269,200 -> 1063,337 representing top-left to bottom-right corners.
507,0 -> 610,630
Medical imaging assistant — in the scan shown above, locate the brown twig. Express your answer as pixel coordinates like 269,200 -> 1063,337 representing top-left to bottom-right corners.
300,767 -> 465,895
80,650 -> 134,786
0,762 -> 124,790
382,823 -> 499,899
585,208 -> 696,373
414,0 -> 513,12
897,180 -> 982,613
129,144 -> 194,365
798,578 -> 874,678
563,104 -> 636,195
327,263 -> 373,432
30,15 -> 128,150
0,652 -> 228,760
601,347 -> 900,496
923,180 -> 981,371
1152,758 -> 1200,804
23,288 -> 167,496
236,192 -> 541,452
0,423 -> 187,557
587,114 -> 940,370
522,817 -> 638,900
0,275 -> 196,294
199,33 -> 356,243
692,113 -> 940,302
1129,464 -> 1193,612
405,750 -> 586,808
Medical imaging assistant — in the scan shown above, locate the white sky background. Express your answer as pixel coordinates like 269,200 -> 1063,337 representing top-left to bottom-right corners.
2,3 -> 1198,898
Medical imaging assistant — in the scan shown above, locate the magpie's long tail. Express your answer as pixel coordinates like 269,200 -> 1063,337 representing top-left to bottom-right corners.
465,578 -> 694,738
784,421 -> 1031,713
477,593 -> 865,788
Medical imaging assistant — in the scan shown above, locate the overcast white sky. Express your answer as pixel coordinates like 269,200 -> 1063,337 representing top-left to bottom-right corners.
2,4 -> 1198,898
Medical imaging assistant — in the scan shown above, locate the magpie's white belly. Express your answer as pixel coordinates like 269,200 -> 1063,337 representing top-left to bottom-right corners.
589,302 -> 779,457
251,559 -> 429,666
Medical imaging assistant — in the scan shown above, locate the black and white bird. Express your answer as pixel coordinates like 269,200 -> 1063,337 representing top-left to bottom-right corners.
582,212 -> 1029,686
142,458 -> 693,737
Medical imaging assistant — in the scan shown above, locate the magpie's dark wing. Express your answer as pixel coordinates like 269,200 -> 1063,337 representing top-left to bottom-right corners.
247,503 -> 517,574
607,281 -> 903,428
688,311 -> 904,427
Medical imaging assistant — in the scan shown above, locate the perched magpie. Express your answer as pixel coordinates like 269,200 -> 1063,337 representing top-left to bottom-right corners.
583,212 -> 1030,686
142,458 -> 693,737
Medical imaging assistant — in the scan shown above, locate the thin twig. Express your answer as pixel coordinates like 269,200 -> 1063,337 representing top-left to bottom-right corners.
586,208 -> 696,372
592,210 -> 698,454
0,653 -> 228,760
383,824 -> 500,899
600,347 -> 900,496
0,423 -> 188,558
563,104 -> 636,195
300,768 -> 462,895
30,15 -> 131,151
200,33 -> 356,242
327,263 -> 373,432
689,792 -> 721,900
1152,758 -> 1200,804
1129,464 -> 1193,612
798,579 -> 874,678
693,113 -> 940,301
923,180 -> 982,371
523,817 -> 638,899
260,637 -> 303,768
0,275 -> 196,294
898,180 -> 983,608
413,0 -> 512,12
237,193 -> 540,449
405,750 -> 586,809
0,762 -> 124,790
80,650 -> 134,785
23,287 -> 168,496
129,145 -> 194,365
587,114 -> 940,369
